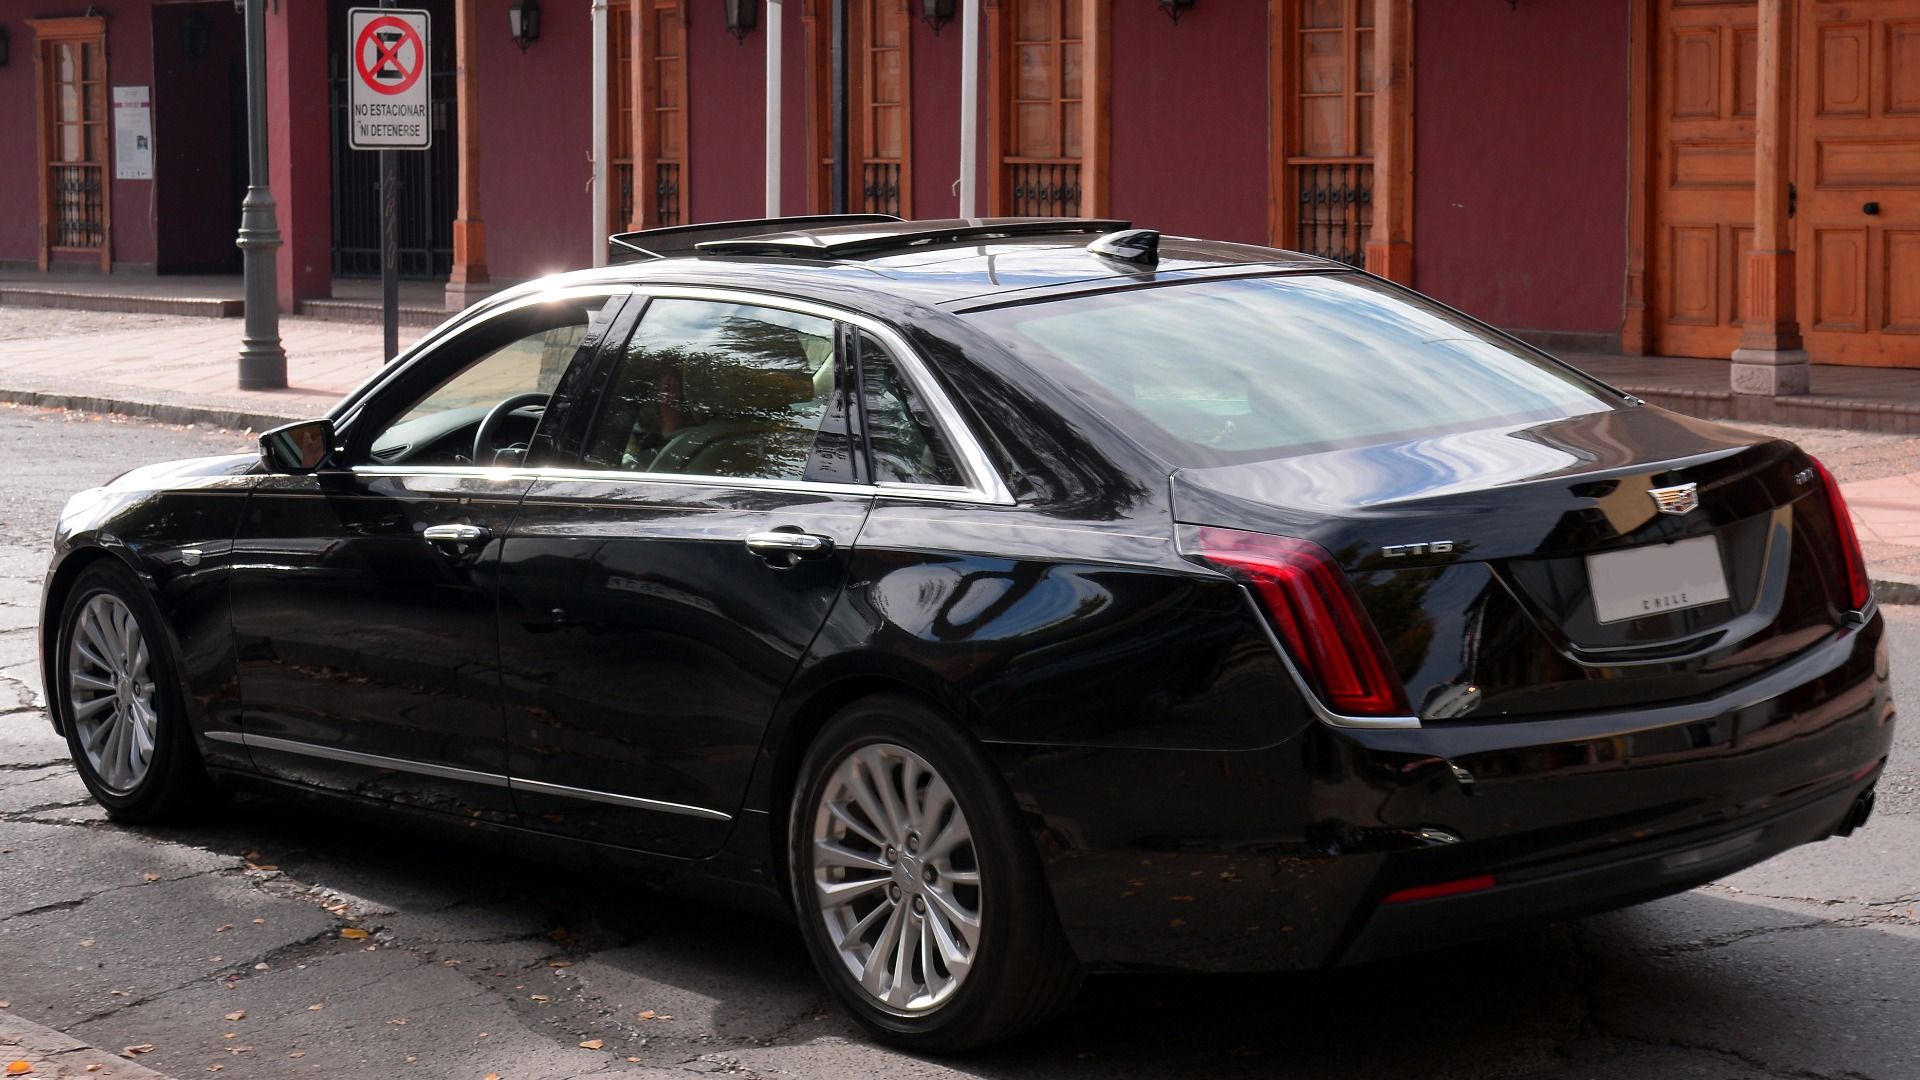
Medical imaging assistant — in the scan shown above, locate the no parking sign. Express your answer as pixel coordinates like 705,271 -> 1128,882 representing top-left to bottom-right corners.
347,7 -> 431,150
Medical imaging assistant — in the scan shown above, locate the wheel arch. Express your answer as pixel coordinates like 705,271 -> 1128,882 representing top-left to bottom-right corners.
39,545 -> 150,736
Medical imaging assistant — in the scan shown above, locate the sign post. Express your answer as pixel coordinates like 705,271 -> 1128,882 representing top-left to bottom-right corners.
347,5 -> 431,362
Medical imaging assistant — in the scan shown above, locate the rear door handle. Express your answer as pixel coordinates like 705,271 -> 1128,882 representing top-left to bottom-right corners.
745,529 -> 834,566
423,523 -> 491,547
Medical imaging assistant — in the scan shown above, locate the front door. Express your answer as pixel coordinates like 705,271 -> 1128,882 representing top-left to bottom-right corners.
497,295 -> 869,858
1795,0 -> 1920,366
228,291 -> 626,818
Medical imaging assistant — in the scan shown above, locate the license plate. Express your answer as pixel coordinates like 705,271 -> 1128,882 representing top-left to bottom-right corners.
1586,535 -> 1731,625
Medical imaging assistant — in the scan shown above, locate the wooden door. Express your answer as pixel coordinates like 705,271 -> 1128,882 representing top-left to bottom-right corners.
1795,0 -> 1920,365
1650,0 -> 1759,359
633,0 -> 687,228
994,0 -> 1084,216
1273,0 -> 1376,265
30,17 -> 111,272
611,1 -> 637,230
806,0 -> 914,216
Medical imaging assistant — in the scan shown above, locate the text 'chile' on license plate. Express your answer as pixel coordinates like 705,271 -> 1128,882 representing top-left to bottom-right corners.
1586,535 -> 1731,625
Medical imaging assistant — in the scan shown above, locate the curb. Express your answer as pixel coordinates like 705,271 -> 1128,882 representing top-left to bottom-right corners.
0,389 -> 299,434
0,1011 -> 177,1079
1874,577 -> 1920,606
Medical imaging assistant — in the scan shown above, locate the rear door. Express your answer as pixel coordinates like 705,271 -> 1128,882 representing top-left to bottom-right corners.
496,292 -> 873,857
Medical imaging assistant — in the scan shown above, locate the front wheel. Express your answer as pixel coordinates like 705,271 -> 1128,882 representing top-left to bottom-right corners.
55,560 -> 219,823
788,695 -> 1080,1052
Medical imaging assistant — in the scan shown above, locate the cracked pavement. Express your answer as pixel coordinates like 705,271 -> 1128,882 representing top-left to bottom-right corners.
0,403 -> 1917,1079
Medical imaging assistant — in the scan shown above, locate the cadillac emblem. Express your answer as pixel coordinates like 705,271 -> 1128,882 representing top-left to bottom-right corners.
1648,482 -> 1700,516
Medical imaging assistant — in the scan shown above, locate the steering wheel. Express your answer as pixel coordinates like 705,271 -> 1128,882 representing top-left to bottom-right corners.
473,392 -> 551,466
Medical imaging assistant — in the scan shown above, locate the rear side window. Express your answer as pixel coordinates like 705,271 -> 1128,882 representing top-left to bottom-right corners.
582,299 -> 838,481
968,274 -> 1615,465
857,332 -> 963,487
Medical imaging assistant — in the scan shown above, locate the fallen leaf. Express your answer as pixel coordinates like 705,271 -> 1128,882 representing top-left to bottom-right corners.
142,872 -> 159,882
223,1033 -> 236,1040
339,928 -> 368,941
528,995 -> 549,1003
207,1066 -> 223,1073
486,1074 -> 502,1080
121,1044 -> 156,1057
637,1010 -> 655,1020
306,1003 -> 324,1011
214,925 -> 233,933
251,918 -> 265,925
224,1010 -> 246,1022
288,1052 -> 305,1059
546,960 -> 573,969
579,1039 -> 604,1050
78,939 -> 94,948
386,1018 -> 409,1026
5,1062 -> 30,1076
253,963 -> 269,971
224,1046 -> 250,1054
85,1067 -> 100,1074
1168,918 -> 1187,929
0,1002 -> 8,1009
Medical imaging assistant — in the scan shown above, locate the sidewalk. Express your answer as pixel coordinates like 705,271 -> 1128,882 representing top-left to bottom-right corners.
0,302 -> 1917,601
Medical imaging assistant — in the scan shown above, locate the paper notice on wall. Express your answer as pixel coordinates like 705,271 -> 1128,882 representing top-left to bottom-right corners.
113,86 -> 153,181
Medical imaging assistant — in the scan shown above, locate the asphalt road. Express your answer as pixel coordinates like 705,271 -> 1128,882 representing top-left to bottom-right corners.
2,404 -> 1918,1080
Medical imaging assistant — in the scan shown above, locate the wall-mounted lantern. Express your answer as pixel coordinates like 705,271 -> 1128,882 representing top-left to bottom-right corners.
508,0 -> 541,51
724,0 -> 759,42
1159,0 -> 1195,23
920,0 -> 955,34
0,25 -> 10,68
181,12 -> 210,61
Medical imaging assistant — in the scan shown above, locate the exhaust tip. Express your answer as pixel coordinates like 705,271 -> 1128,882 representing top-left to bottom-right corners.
1835,789 -> 1876,838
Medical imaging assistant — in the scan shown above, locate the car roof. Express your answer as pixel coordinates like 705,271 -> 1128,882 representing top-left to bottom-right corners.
487,218 -> 1348,314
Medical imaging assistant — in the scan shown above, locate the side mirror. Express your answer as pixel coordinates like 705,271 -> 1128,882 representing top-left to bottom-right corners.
259,419 -> 337,474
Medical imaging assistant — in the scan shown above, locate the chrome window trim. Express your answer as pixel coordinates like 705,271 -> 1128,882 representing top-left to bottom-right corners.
345,463 -> 1006,506
207,731 -> 734,822
333,284 -> 641,429
620,285 -> 1015,506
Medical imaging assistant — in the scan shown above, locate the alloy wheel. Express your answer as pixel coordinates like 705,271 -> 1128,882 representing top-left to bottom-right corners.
809,742 -> 983,1014
66,592 -> 158,796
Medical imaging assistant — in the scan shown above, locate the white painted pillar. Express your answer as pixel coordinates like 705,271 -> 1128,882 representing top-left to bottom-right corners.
958,0 -> 981,219
767,0 -> 785,217
590,0 -> 610,263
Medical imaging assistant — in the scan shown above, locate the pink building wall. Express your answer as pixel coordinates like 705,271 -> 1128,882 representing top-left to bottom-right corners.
1412,0 -> 1631,338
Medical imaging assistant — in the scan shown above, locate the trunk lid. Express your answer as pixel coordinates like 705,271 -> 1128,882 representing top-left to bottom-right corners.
1171,406 -> 1857,722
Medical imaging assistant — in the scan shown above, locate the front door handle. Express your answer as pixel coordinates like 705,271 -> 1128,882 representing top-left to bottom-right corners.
423,523 -> 492,548
745,529 -> 834,567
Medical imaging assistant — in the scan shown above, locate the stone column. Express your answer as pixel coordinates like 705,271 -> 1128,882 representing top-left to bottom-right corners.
446,0 -> 491,310
1363,0 -> 1412,284
1731,0 -> 1808,395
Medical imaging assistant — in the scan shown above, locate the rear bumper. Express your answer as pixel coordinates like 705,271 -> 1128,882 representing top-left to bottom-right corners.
993,614 -> 1894,973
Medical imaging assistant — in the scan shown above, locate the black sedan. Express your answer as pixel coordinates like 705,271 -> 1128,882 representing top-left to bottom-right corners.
39,217 -> 1893,1051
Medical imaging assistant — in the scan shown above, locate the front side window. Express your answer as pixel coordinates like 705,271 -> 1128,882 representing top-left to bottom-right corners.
366,297 -> 617,467
583,299 -> 838,481
968,274 -> 1616,465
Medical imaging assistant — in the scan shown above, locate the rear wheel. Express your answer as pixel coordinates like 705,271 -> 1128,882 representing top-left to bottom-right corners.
788,695 -> 1080,1052
55,561 -> 219,823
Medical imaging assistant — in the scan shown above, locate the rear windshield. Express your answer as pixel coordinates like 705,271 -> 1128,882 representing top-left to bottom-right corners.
967,273 -> 1617,465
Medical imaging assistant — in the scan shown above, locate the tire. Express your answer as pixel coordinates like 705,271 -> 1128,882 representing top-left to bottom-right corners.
787,694 -> 1081,1052
54,560 -> 220,823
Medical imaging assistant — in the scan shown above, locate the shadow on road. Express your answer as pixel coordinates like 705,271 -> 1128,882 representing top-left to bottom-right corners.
85,785 -> 1912,1080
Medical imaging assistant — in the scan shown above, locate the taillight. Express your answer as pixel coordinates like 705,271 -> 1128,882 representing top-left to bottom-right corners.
1182,525 -> 1411,717
1811,457 -> 1871,611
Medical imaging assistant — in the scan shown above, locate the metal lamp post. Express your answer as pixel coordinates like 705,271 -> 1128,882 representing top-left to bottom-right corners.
235,0 -> 286,390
